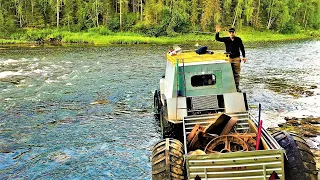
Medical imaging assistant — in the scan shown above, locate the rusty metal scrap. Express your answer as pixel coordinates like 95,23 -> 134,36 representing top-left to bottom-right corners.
187,122 -> 257,154
187,124 -> 205,143
204,135 -> 249,153
220,118 -> 239,135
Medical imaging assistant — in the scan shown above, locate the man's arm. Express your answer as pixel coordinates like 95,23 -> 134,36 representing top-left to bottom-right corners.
215,32 -> 226,42
215,25 -> 226,42
239,38 -> 246,62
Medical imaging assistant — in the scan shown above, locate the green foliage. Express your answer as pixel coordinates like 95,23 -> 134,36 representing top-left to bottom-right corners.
159,7 -> 171,30
310,31 -> 320,38
132,22 -> 166,37
243,0 -> 254,25
274,0 -> 290,30
1,28 -> 317,45
148,25 -> 166,37
88,27 -> 112,35
166,0 -> 190,35
190,0 -> 200,30
122,13 -> 140,31
107,17 -> 120,31
280,19 -> 301,34
4,15 -> 17,34
132,22 -> 149,34
201,0 -> 215,31
0,11 -> 5,35
0,0 -> 319,41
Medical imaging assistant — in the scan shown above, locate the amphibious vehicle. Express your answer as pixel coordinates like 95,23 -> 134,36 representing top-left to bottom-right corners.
152,47 -> 318,180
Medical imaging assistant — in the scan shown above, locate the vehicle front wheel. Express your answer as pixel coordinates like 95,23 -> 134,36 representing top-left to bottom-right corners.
151,138 -> 185,180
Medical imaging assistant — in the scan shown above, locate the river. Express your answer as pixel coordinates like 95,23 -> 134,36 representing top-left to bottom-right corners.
0,41 -> 319,179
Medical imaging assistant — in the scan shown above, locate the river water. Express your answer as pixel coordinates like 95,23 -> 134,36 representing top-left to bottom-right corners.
0,41 -> 319,179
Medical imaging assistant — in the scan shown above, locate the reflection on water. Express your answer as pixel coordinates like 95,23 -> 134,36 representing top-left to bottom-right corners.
0,41 -> 320,179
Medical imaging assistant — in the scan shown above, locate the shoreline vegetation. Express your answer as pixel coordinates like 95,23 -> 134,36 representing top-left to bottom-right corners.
0,28 -> 320,46
1,0 -> 319,46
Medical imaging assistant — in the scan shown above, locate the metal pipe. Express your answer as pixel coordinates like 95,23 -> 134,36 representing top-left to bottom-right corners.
256,104 -> 262,150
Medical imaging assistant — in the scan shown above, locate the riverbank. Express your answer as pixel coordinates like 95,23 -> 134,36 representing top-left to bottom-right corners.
1,28 -> 320,45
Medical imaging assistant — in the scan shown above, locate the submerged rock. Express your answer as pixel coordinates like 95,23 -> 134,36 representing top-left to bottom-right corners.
284,117 -> 320,125
113,110 -> 131,115
90,99 -> 109,105
286,120 -> 301,126
249,77 -> 317,98
273,117 -> 320,145
305,118 -> 320,124
310,85 -> 318,89
303,131 -> 318,138
50,152 -> 70,163
302,124 -> 319,137
0,148 -> 12,153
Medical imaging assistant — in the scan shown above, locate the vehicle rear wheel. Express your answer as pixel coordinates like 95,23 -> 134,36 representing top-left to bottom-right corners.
151,138 -> 185,180
272,131 -> 318,180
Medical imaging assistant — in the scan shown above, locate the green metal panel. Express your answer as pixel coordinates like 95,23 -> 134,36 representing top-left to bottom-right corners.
176,59 -> 180,96
170,62 -> 178,97
186,149 -> 286,180
178,62 -> 237,97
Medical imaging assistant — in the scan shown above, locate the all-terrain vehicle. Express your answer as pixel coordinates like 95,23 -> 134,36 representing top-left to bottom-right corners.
152,48 -> 318,180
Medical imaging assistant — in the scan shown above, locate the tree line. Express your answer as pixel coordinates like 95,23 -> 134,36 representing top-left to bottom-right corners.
0,0 -> 319,37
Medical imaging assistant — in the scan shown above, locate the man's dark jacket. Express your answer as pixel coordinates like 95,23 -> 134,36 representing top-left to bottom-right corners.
215,32 -> 245,58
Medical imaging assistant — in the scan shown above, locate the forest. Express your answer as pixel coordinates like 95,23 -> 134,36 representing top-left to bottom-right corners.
0,0 -> 320,38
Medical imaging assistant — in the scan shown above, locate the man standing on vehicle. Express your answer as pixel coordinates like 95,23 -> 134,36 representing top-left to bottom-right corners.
215,26 -> 246,92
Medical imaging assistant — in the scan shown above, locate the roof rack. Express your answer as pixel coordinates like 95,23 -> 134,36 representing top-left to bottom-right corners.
166,51 -> 228,65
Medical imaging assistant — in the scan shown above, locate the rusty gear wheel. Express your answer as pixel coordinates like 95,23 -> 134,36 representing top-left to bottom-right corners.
230,133 -> 257,151
204,135 -> 249,153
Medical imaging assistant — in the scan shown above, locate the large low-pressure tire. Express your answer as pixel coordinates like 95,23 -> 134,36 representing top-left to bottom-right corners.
152,138 -> 185,180
272,131 -> 318,180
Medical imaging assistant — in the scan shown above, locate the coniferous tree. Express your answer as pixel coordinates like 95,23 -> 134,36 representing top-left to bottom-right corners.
200,0 -> 215,31
221,0 -> 232,27
0,1 -> 5,33
190,0 -> 199,30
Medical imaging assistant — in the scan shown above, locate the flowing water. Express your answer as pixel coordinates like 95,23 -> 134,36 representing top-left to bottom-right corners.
0,41 -> 319,179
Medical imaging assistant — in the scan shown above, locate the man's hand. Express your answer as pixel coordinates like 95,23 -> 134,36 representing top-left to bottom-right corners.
242,57 -> 247,63
215,25 -> 221,33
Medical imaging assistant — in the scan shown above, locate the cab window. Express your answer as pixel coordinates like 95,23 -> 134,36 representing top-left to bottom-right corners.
191,74 -> 216,87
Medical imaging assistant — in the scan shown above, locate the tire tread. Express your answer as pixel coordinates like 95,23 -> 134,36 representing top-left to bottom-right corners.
272,131 -> 318,180
152,138 -> 185,180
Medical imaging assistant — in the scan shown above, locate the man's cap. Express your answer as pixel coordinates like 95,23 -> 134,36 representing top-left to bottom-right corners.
229,28 -> 235,32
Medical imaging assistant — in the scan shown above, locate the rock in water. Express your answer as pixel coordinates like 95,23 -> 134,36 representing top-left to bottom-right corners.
90,99 -> 109,105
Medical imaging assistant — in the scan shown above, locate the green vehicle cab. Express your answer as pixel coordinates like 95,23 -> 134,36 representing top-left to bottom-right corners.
152,48 -> 318,180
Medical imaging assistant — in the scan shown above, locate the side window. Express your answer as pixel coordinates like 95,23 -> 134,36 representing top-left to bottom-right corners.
191,74 -> 216,87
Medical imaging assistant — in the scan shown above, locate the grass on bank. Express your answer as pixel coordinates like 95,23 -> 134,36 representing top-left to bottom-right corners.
0,39 -> 27,44
1,28 -> 320,45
